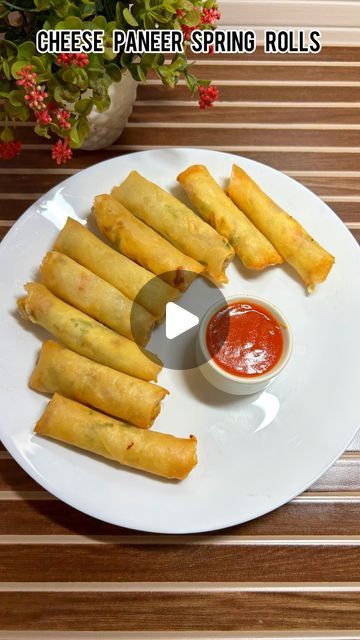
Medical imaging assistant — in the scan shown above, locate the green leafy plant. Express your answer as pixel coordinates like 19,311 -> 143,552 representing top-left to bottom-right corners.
0,0 -> 220,163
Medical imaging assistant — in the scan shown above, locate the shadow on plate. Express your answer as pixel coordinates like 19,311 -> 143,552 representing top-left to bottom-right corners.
181,365 -> 249,408
10,308 -> 49,345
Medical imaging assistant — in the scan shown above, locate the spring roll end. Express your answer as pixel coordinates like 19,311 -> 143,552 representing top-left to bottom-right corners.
17,296 -> 27,319
306,253 -> 335,293
241,252 -> 283,271
177,164 -> 208,185
203,270 -> 229,286
186,434 -> 198,474
29,367 -> 44,393
17,284 -> 42,323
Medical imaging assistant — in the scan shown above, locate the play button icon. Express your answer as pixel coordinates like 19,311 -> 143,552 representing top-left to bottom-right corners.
166,302 -> 199,340
131,270 -> 229,371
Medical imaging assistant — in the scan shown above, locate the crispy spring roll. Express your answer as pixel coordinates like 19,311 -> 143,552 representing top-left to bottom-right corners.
228,165 -> 335,291
30,342 -> 168,429
54,218 -> 180,319
112,171 -> 235,285
41,251 -> 155,346
94,195 -> 204,291
18,283 -> 161,382
35,394 -> 198,480
177,165 -> 283,271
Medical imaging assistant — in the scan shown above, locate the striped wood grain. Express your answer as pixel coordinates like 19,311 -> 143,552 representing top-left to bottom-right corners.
1,45 -> 360,636
0,499 -> 360,536
1,543 -> 360,582
193,47 -> 360,62
137,84 -> 360,102
1,591 -> 360,631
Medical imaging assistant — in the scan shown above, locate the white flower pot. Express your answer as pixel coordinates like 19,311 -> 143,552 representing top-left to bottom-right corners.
81,73 -> 138,151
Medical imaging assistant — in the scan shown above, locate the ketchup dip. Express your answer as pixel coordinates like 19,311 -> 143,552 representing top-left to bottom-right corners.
206,300 -> 284,378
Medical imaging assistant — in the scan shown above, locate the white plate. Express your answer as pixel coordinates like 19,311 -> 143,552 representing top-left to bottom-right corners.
1,148 -> 360,534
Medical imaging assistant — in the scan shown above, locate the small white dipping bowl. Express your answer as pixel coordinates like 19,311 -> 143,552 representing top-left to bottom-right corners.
197,295 -> 293,396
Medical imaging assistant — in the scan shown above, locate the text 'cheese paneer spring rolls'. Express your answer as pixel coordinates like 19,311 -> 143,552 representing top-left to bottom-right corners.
93,194 -> 204,291
30,341 -> 168,429
54,218 -> 180,319
35,394 -> 198,480
177,165 -> 283,271
41,251 -> 155,346
17,283 -> 162,382
228,165 -> 335,291
112,171 -> 235,285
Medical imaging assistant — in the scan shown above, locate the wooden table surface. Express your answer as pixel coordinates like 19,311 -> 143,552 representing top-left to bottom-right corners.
1,45 -> 360,637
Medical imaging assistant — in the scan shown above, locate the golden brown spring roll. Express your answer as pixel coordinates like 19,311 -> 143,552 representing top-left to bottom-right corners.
54,218 -> 180,319
30,341 -> 168,429
112,171 -> 235,285
94,195 -> 204,291
228,165 -> 335,291
35,394 -> 198,480
41,251 -> 155,346
177,165 -> 283,271
18,283 -> 161,382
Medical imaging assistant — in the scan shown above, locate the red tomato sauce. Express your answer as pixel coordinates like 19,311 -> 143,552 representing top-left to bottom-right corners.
206,301 -> 284,378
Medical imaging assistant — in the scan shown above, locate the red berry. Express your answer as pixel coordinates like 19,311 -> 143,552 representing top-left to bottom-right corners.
198,84 -> 220,109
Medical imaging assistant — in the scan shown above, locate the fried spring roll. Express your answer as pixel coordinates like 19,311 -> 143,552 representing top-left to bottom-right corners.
30,341 -> 168,429
112,171 -> 235,285
94,195 -> 204,291
54,218 -> 180,319
228,165 -> 335,291
177,165 -> 283,271
35,394 -> 198,480
41,251 -> 155,346
18,283 -> 161,382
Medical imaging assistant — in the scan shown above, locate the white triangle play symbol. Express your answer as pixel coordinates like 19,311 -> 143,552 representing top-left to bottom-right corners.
165,302 -> 199,340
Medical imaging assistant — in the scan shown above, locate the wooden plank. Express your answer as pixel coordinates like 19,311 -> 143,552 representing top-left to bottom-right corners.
193,48 -> 360,62
220,0 -> 360,29
137,84 -> 360,103
1,500 -> 360,536
1,543 -> 360,582
290,176 -> 360,197
0,173 -> 63,194
118,127 -> 360,148
5,149 -> 360,173
0,199 -> 38,220
172,64 -> 360,82
0,460 -> 42,492
16,126 -> 360,147
325,201 -> 360,223
131,104 -> 360,124
350,229 -> 360,244
1,149 -> 123,171
1,591 -> 360,630
311,454 -> 360,491
205,151 -> 360,171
